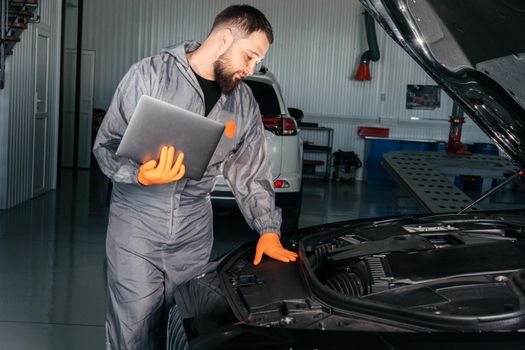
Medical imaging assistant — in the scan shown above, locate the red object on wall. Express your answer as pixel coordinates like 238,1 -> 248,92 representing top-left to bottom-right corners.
358,127 -> 389,138
355,63 -> 371,81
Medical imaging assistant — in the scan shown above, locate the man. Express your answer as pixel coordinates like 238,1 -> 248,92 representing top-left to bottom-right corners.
93,4 -> 298,349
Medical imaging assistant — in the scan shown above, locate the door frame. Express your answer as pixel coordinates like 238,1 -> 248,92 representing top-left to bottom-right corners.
62,48 -> 95,168
32,25 -> 51,197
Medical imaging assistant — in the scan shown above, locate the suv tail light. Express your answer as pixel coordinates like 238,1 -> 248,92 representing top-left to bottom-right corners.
262,115 -> 298,136
273,179 -> 290,188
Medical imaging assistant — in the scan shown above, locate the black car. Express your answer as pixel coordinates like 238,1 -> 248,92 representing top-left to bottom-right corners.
168,1 -> 525,348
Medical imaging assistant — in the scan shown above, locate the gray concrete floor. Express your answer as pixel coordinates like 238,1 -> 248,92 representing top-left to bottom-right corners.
0,168 -> 420,349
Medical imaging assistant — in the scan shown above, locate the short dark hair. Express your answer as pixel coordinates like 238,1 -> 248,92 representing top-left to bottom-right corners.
211,4 -> 274,44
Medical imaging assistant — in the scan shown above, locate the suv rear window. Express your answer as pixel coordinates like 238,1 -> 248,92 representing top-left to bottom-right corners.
244,80 -> 281,117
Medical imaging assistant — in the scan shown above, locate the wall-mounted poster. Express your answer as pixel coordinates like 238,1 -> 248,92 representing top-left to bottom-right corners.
406,85 -> 441,110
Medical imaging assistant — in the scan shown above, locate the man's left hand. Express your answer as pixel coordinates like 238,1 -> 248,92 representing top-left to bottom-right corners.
253,232 -> 299,265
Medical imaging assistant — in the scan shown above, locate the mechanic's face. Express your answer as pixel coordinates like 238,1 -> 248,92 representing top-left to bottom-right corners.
214,30 -> 270,95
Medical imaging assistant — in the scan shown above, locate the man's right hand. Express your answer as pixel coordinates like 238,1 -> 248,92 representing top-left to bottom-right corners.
137,146 -> 185,186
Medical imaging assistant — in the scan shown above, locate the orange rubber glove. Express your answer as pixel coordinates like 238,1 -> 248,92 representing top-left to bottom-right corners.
137,146 -> 186,186
253,232 -> 299,265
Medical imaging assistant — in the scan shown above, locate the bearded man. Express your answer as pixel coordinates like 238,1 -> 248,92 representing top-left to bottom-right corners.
93,4 -> 298,350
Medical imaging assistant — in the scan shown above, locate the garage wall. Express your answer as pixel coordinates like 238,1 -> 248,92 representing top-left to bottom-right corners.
81,0 -> 490,179
82,0 -> 461,117
0,0 -> 62,209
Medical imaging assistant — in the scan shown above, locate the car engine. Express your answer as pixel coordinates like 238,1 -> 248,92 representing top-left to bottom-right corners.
304,214 -> 525,324
217,213 -> 525,332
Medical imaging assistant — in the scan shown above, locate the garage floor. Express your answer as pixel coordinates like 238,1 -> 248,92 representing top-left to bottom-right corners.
0,168 -> 419,349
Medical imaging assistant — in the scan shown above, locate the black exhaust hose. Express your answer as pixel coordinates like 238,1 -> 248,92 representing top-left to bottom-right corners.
360,11 -> 380,63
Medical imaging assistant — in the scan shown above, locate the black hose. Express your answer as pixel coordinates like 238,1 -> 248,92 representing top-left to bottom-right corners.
313,244 -> 332,272
326,272 -> 365,296
359,11 -> 380,64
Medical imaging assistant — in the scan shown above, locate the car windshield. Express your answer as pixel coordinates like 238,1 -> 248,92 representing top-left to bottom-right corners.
244,79 -> 281,117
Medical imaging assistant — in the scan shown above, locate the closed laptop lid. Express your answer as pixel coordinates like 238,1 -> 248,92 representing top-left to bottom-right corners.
116,95 -> 225,181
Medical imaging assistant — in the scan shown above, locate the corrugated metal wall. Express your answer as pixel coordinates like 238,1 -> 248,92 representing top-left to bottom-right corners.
81,0 -> 454,116
0,0 -> 62,209
42,0 -> 62,197
5,24 -> 35,208
82,0 -> 488,141
84,0 -> 375,111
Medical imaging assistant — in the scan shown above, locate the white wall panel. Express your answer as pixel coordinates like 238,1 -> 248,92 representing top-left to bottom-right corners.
5,26 -> 35,208
81,0 -> 461,119
40,0 -> 63,198
0,0 -> 62,209
0,64 -> 8,208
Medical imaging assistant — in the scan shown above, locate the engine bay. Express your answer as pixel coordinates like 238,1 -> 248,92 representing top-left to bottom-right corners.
303,214 -> 525,324
221,213 -> 525,331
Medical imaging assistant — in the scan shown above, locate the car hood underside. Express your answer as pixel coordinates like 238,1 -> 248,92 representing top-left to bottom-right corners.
361,0 -> 525,167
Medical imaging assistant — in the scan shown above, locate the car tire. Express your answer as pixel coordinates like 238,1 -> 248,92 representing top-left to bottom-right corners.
167,305 -> 189,350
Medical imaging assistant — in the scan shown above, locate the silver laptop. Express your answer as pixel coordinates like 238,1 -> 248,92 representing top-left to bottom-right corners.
116,95 -> 225,181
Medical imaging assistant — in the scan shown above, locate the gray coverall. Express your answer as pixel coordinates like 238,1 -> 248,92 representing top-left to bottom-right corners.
93,41 -> 282,350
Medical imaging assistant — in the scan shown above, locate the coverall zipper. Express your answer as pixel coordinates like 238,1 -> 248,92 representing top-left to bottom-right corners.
168,182 -> 177,236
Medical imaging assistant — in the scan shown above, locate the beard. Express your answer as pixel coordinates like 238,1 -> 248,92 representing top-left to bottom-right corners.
213,48 -> 245,95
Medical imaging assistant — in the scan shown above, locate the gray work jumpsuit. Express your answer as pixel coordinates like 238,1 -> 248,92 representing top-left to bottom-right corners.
93,41 -> 282,350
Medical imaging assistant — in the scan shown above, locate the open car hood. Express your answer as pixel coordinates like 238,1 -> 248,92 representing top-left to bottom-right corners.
361,0 -> 525,167
169,211 -> 525,350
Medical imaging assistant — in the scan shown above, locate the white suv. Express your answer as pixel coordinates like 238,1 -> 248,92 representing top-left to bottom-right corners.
212,69 -> 303,233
